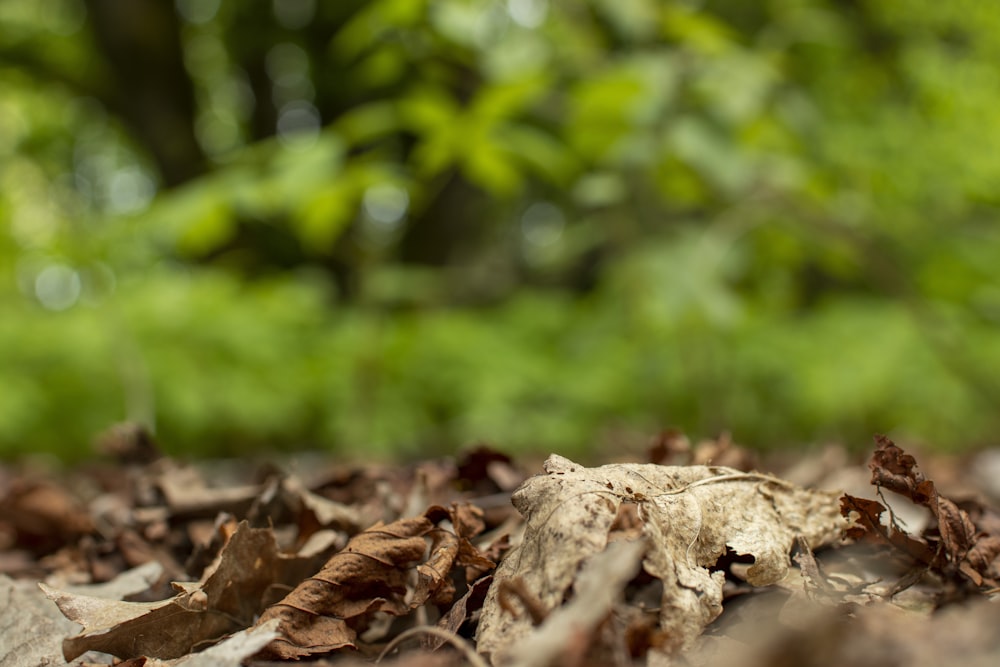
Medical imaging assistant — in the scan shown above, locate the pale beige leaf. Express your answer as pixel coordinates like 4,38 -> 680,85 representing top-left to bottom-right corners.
477,455 -> 846,664
38,581 -> 177,630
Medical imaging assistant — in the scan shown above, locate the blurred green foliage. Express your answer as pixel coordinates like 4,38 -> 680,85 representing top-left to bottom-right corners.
3,0 -> 1000,461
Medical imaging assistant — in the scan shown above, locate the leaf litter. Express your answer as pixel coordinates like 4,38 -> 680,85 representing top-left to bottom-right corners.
1,426 -> 999,666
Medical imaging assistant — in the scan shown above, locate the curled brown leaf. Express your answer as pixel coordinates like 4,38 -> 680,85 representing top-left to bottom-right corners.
256,504 -> 493,660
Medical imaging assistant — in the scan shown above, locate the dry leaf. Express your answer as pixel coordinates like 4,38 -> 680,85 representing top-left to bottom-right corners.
256,503 -> 494,660
154,465 -> 259,519
839,494 -> 935,565
42,521 -> 320,661
280,474 -> 362,535
45,560 -> 163,601
255,516 -> 430,659
476,455 -> 845,664
842,436 -> 1000,589
0,478 -> 94,555
429,575 -> 493,650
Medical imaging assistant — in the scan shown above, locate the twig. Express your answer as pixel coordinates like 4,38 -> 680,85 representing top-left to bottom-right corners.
376,625 -> 490,667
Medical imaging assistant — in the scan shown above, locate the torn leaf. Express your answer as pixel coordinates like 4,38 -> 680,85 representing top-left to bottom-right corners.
842,435 -> 1000,589
476,455 -> 845,663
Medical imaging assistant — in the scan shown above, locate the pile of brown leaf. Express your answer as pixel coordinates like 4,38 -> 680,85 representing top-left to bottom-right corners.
2,426 -> 999,667
1,426 -> 520,666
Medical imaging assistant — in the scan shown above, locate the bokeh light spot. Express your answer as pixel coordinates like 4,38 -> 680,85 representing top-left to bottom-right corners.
363,183 -> 410,227
35,264 -> 82,311
273,0 -> 315,30
176,0 -> 220,25
266,43 -> 310,88
107,167 -> 155,214
521,201 -> 564,247
506,0 -> 548,29
276,101 -> 321,149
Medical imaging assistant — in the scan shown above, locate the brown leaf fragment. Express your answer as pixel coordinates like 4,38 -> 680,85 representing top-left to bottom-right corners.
439,502 -> 486,541
691,432 -> 757,471
937,496 -> 977,564
444,504 -> 497,582
419,526 -> 460,606
257,608 -> 362,659
256,505 -> 494,660
44,522 -> 305,661
839,494 -> 935,565
280,474 -> 362,539
965,536 -> 1000,586
95,421 -> 162,465
422,504 -> 496,585
0,478 -> 94,555
476,455 -> 846,664
428,575 -> 494,650
646,429 -> 691,466
869,434 -> 932,503
457,446 -> 522,493
154,465 -> 259,519
848,436 -> 1000,590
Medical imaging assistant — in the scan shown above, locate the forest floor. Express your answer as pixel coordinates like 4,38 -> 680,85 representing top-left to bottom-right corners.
2,424 -> 1000,667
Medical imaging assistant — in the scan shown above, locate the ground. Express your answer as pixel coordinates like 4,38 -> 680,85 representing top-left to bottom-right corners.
2,426 -> 999,666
